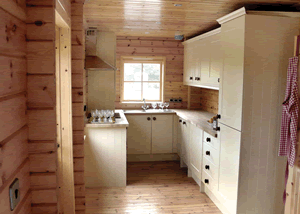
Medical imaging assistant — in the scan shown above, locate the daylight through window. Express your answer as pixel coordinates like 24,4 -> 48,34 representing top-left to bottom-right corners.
122,58 -> 164,102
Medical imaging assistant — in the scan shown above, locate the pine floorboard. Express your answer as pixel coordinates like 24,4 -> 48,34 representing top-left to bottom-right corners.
86,161 -> 222,214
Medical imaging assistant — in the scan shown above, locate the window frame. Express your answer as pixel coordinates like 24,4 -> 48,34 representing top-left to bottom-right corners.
120,56 -> 166,103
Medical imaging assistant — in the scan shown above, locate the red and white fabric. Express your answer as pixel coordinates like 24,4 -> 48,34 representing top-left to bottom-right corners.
279,56 -> 299,167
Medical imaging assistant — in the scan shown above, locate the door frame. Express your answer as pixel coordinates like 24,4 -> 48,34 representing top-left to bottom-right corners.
55,10 -> 75,214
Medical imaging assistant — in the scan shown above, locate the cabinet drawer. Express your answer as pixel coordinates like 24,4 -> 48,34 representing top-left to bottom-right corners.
202,170 -> 218,193
202,156 -> 219,181
203,142 -> 219,167
203,132 -> 220,150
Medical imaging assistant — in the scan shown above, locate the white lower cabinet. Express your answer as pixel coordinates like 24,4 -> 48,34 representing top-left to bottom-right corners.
126,114 -> 173,155
152,115 -> 173,154
217,123 -> 241,214
178,118 -> 190,166
126,115 -> 152,154
189,124 -> 203,180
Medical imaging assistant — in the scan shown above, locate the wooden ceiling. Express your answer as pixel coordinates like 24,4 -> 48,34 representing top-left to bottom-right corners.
83,0 -> 300,38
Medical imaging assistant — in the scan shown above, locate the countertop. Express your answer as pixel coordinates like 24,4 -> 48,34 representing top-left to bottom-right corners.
85,110 -> 129,128
173,109 -> 218,138
85,108 -> 217,137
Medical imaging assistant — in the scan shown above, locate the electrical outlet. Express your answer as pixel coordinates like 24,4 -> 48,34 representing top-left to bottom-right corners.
9,178 -> 20,211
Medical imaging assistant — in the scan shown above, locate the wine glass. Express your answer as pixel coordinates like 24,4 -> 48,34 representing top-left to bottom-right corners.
98,110 -> 103,123
159,103 -> 164,110
164,102 -> 170,109
152,103 -> 157,109
91,110 -> 97,122
104,110 -> 110,123
109,110 -> 114,122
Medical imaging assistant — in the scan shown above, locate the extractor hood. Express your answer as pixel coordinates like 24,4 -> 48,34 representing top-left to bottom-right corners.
85,29 -> 117,70
85,55 -> 115,70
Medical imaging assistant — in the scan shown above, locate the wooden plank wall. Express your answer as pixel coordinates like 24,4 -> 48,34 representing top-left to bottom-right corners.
0,0 -> 31,214
188,86 -> 219,114
71,1 -> 86,214
26,1 -> 57,213
115,36 -> 188,109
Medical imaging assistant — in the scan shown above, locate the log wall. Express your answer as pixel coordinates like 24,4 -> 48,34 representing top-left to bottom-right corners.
26,1 -> 57,213
71,1 -> 86,214
0,1 -> 30,213
188,86 -> 219,114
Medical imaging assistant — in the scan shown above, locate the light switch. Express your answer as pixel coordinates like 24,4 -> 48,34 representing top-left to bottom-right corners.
9,178 -> 20,211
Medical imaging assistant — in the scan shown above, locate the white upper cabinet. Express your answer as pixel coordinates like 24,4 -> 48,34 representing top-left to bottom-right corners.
218,16 -> 245,131
182,28 -> 221,90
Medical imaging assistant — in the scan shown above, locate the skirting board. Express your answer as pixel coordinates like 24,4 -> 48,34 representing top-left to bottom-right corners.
127,153 -> 180,162
204,186 -> 230,214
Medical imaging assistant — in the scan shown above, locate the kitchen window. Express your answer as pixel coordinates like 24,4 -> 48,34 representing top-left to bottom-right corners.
120,56 -> 165,102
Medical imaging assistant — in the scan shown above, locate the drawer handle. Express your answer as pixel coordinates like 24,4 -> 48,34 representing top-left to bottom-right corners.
183,121 -> 186,125
153,117 -> 156,121
206,151 -> 210,156
206,137 -> 211,142
179,120 -> 182,123
205,165 -> 210,170
189,77 -> 193,80
204,179 -> 209,184
147,117 -> 151,121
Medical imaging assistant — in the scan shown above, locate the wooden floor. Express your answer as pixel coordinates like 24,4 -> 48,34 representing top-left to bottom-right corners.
86,161 -> 221,214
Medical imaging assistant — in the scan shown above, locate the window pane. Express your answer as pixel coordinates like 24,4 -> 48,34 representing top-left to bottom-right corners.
124,82 -> 141,100
124,63 -> 142,81
143,83 -> 160,100
143,63 -> 160,81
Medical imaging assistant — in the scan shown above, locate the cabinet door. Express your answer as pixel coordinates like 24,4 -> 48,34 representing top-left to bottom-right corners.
218,123 -> 241,214
177,118 -> 183,157
183,44 -> 193,84
126,115 -> 152,154
208,33 -> 222,87
152,115 -> 173,154
219,16 -> 245,131
193,40 -> 202,85
199,41 -> 210,85
189,124 -> 203,179
181,120 -> 190,165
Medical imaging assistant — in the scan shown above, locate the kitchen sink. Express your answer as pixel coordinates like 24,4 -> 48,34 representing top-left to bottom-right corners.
114,112 -> 121,119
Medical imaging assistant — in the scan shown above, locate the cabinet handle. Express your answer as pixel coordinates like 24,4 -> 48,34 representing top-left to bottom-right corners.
216,127 -> 220,131
153,117 -> 156,121
206,137 -> 211,142
218,78 -> 220,83
217,114 -> 221,119
195,77 -> 200,81
179,120 -> 182,123
147,117 -> 151,121
189,77 -> 193,80
183,121 -> 186,125
205,165 -> 210,170
204,179 -> 209,184
206,151 -> 210,156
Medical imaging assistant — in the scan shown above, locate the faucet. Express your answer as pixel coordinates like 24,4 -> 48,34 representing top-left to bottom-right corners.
142,98 -> 149,111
